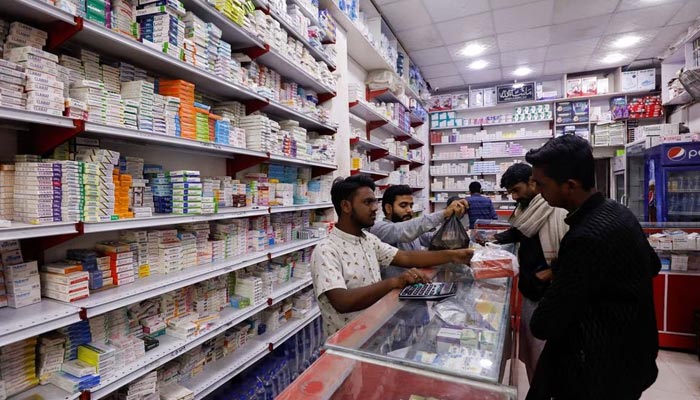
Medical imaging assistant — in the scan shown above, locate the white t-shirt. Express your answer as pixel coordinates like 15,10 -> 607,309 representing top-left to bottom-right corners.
311,227 -> 399,336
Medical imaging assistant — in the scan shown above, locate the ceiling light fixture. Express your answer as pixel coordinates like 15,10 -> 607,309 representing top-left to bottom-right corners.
614,35 -> 641,48
469,60 -> 488,70
512,82 -> 524,89
461,43 -> 486,57
602,53 -> 625,63
513,67 -> 532,77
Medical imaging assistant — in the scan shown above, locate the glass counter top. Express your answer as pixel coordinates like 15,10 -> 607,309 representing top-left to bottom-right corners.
277,349 -> 517,400
325,264 -> 514,386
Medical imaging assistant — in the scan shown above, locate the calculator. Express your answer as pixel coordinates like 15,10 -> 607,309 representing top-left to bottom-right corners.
398,282 -> 457,301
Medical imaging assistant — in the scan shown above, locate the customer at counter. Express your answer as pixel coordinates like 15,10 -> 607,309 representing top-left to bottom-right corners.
525,135 -> 660,400
311,175 -> 474,336
492,163 -> 568,381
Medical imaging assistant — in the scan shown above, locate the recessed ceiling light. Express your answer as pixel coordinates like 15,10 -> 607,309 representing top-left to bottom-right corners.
461,43 -> 486,57
614,35 -> 641,48
513,67 -> 532,76
602,53 -> 625,63
469,60 -> 488,70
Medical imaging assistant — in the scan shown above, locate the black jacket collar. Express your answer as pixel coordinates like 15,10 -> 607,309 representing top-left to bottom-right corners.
565,192 -> 606,226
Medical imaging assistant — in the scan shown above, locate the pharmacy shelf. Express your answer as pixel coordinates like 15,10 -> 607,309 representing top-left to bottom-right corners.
269,203 -> 333,214
72,21 -> 267,101
7,382 -> 79,400
184,307 -> 321,400
269,277 -> 313,306
0,300 -> 81,348
263,100 -> 337,133
659,270 -> 700,276
0,221 -> 78,241
431,119 -> 553,131
257,46 -> 336,95
401,134 -> 425,148
563,90 -> 659,102
178,0 -> 265,49
429,98 -> 556,115
384,153 -> 411,164
377,121 -> 411,138
430,172 -> 501,178
350,169 -> 389,180
81,207 -> 270,234
72,238 -> 321,318
288,0 -> 320,25
89,281 -> 315,400
0,0 -> 75,25
431,135 -> 553,146
555,121 -> 591,126
350,137 -> 389,152
84,122 -> 269,159
0,107 -> 76,128
268,7 -> 336,70
319,0 -> 395,72
433,154 -> 525,162
349,100 -> 386,122
267,154 -> 337,171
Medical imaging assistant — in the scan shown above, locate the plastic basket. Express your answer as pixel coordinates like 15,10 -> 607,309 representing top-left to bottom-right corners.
679,69 -> 700,100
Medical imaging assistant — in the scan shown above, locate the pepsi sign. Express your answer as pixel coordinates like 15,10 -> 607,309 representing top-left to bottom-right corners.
662,143 -> 700,164
667,146 -> 687,161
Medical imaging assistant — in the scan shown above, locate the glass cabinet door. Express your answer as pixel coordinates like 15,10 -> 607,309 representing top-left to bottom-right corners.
666,169 -> 700,222
626,143 -> 646,220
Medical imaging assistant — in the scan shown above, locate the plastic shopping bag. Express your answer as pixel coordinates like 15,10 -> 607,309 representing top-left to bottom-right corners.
470,243 -> 519,280
429,214 -> 470,250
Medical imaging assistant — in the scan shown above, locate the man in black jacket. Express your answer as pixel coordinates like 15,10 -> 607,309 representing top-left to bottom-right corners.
525,135 -> 660,400
493,163 -> 568,381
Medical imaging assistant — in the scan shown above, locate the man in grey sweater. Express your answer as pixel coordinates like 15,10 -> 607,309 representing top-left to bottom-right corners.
369,185 -> 468,276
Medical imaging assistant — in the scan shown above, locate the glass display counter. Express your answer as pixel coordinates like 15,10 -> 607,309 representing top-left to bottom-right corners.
277,349 -> 515,400
284,264 -> 517,399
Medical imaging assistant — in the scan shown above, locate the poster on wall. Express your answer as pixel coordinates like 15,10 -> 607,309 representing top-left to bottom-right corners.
496,82 -> 535,103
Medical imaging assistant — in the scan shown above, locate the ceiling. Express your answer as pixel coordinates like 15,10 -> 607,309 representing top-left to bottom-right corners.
372,0 -> 700,91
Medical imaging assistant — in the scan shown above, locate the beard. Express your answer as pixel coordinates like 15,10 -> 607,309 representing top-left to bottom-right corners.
352,209 -> 376,229
517,196 -> 533,209
390,213 -> 412,223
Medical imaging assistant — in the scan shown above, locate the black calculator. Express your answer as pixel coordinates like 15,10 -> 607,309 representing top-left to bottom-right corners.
399,282 -> 457,301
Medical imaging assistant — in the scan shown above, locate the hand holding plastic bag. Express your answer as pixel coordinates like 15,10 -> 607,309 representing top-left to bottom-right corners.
470,243 -> 519,280
429,215 -> 470,251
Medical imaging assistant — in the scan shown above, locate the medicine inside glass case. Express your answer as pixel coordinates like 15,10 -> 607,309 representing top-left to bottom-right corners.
277,350 -> 516,400
325,265 -> 515,387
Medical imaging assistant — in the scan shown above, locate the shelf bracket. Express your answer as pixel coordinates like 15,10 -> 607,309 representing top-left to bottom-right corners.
369,149 -> 389,162
411,121 -> 424,128
366,87 -> 389,102
311,165 -> 334,178
243,43 -> 270,60
367,121 -> 388,133
245,99 -> 269,115
20,119 -> 85,156
45,16 -> 83,51
226,153 -> 269,176
317,92 -> 336,104
408,142 -> 422,150
79,389 -> 91,400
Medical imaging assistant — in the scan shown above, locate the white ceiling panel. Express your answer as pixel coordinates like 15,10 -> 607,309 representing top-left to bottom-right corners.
647,22 -> 693,50
502,63 -> 544,79
422,0 -> 492,23
446,37 -> 501,62
500,46 -> 548,66
436,13 -> 495,44
606,3 -> 686,34
461,68 -> 503,85
549,15 -> 612,44
493,0 -> 554,34
397,25 -> 446,51
409,46 -> 453,67
546,38 -> 600,61
497,26 -> 551,52
667,0 -> 700,24
597,29 -> 659,52
637,45 -> 669,59
543,56 -> 591,75
380,0 -> 432,32
459,53 -> 503,71
618,0 -> 686,12
421,62 -> 461,79
586,49 -> 642,69
489,0 -> 542,9
553,0 -> 620,24
430,75 -> 466,89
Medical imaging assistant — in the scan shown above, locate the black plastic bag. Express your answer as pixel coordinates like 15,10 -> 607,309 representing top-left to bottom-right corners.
429,214 -> 470,250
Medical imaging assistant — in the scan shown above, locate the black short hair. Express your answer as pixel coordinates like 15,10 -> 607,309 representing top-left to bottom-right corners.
525,135 -> 595,190
446,196 -> 462,206
469,181 -> 481,194
500,163 -> 532,189
382,185 -> 413,214
331,174 -> 376,216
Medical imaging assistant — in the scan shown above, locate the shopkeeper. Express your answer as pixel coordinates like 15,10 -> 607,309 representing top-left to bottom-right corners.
369,184 -> 469,278
311,174 -> 474,336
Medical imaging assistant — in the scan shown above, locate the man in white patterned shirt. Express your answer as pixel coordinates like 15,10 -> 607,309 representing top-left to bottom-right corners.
312,175 -> 474,336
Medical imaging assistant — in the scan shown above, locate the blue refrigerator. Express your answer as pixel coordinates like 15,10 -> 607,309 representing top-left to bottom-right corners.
645,142 -> 700,222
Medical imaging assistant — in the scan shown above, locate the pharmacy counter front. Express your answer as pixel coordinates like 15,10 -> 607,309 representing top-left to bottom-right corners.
278,265 -> 517,399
